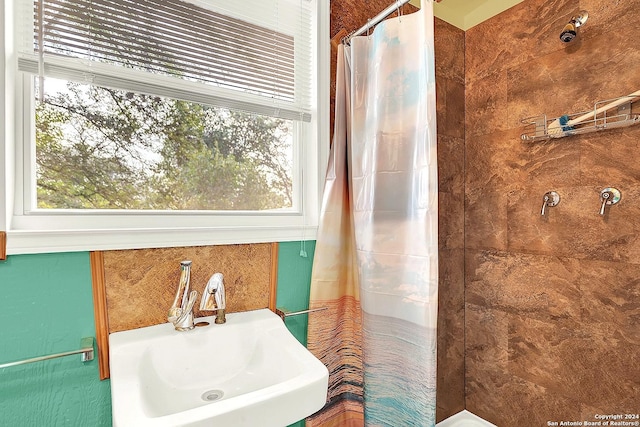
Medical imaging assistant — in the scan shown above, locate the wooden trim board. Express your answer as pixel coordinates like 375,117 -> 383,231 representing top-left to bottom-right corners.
269,242 -> 279,311
90,251 -> 110,380
0,231 -> 6,260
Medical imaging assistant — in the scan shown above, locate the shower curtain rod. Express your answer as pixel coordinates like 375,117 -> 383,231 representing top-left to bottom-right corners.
345,0 -> 442,44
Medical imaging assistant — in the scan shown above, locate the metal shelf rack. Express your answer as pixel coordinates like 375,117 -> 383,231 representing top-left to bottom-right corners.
521,95 -> 640,142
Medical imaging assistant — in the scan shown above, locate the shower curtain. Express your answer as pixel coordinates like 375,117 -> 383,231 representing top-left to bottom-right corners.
307,4 -> 438,427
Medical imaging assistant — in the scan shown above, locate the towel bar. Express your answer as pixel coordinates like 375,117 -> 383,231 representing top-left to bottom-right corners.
0,337 -> 94,369
275,307 -> 328,321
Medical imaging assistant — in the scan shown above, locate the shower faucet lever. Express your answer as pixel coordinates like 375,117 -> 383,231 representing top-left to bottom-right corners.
541,195 -> 549,216
599,187 -> 621,216
599,192 -> 611,215
541,191 -> 560,216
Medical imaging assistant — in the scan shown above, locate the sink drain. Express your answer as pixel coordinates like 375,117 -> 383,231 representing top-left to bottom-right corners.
201,389 -> 224,402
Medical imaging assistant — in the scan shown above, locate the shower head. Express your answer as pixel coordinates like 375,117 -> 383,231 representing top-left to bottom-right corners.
560,21 -> 577,43
560,11 -> 588,43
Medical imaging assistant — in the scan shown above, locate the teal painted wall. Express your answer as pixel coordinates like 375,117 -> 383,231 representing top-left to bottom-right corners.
276,240 -> 316,427
0,252 -> 111,427
0,243 -> 316,427
276,240 -> 316,346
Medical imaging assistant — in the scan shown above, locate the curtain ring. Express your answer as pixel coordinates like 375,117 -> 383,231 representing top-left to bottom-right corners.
397,0 -> 402,22
366,18 -> 372,38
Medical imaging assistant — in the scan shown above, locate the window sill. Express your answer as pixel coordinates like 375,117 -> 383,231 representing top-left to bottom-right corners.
6,225 -> 318,255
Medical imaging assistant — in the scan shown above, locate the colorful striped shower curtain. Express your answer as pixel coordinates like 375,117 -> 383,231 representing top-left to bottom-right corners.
307,4 -> 438,426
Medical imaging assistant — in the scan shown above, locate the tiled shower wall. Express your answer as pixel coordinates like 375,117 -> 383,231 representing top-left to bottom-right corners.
465,0 -> 640,425
434,16 -> 465,424
330,1 -> 467,422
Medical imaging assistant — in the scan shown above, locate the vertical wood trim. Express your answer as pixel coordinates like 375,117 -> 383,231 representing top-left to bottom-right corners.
0,232 -> 6,260
90,251 -> 110,380
269,242 -> 279,311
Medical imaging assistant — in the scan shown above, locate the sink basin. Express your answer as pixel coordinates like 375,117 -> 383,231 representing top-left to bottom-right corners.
109,309 -> 328,427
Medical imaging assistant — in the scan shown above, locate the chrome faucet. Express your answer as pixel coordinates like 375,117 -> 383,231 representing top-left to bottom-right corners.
168,262 -> 227,330
168,261 -> 199,331
200,272 -> 226,324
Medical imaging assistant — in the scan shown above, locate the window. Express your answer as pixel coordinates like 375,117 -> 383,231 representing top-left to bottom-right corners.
36,79 -> 296,212
1,0 -> 329,254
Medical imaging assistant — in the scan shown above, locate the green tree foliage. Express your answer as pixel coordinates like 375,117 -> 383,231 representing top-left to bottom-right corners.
35,81 -> 292,210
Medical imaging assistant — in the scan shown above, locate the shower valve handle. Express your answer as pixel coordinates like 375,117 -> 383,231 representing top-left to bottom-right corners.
599,187 -> 621,216
599,192 -> 611,215
541,191 -> 560,216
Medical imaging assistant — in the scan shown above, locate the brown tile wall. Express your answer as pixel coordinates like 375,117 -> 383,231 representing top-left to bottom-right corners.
330,2 -> 466,422
103,244 -> 273,333
465,0 -> 640,425
434,17 -> 466,423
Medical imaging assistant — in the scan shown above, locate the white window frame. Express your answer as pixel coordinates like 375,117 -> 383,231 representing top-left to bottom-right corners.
1,0 -> 329,255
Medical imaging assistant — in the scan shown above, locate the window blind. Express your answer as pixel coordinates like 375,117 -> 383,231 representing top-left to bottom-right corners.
18,0 -> 313,121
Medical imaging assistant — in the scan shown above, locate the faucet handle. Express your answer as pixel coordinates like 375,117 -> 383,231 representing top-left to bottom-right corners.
599,191 -> 611,215
183,290 -> 198,312
200,273 -> 226,324
599,187 -> 621,215
168,260 -> 192,323
172,290 -> 198,331
200,273 -> 224,311
541,191 -> 560,216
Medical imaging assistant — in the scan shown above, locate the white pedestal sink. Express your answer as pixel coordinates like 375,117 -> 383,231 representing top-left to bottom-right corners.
109,309 -> 328,427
